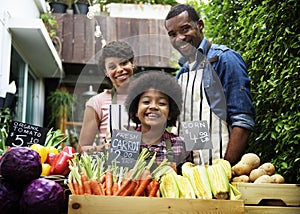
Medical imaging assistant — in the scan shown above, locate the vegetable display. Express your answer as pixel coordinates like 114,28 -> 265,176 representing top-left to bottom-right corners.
0,143 -> 66,214
66,149 -> 242,200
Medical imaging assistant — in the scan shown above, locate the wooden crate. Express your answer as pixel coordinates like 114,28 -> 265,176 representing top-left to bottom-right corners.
68,195 -> 245,214
233,182 -> 300,214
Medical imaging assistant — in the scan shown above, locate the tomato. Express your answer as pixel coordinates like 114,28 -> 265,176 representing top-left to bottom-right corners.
30,144 -> 47,163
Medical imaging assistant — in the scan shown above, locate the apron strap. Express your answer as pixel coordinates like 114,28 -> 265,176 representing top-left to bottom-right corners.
205,41 -> 219,63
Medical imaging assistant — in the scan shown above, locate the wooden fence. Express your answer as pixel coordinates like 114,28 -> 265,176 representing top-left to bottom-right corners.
53,14 -> 177,68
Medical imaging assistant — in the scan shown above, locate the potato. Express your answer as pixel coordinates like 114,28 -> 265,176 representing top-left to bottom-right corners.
253,174 -> 273,184
271,174 -> 285,183
259,162 -> 275,175
232,175 -> 250,183
240,153 -> 260,169
232,163 -> 252,176
249,168 -> 267,182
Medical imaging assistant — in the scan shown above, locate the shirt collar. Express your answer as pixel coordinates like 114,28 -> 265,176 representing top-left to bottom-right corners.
198,38 -> 208,55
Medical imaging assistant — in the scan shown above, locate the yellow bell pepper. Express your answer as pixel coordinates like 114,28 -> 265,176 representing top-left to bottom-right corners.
30,144 -> 48,163
41,163 -> 51,176
45,146 -> 59,154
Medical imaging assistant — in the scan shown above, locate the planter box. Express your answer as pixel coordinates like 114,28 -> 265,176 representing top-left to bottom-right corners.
68,195 -> 244,214
107,3 -> 171,19
233,182 -> 300,214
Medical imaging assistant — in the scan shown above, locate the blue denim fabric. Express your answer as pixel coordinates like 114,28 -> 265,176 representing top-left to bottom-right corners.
176,38 -> 256,130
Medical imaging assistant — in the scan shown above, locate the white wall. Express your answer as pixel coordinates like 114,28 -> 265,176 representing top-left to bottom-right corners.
0,0 -> 47,126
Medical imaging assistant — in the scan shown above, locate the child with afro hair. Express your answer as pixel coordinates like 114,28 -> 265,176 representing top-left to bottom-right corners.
125,71 -> 191,172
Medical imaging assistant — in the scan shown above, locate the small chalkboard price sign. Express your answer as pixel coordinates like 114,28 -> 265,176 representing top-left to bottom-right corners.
6,121 -> 49,147
182,120 -> 212,151
107,129 -> 141,168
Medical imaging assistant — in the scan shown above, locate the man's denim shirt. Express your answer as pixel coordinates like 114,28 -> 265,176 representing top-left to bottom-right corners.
176,38 -> 255,131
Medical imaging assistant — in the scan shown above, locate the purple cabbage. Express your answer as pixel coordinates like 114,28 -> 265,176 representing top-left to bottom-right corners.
0,147 -> 42,187
20,178 -> 64,214
0,177 -> 21,214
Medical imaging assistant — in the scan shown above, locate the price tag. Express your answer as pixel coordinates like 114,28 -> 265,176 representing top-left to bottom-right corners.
107,129 -> 141,168
182,120 -> 212,151
6,121 -> 49,147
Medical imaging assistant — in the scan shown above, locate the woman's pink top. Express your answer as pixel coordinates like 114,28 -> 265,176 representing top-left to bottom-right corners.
85,90 -> 127,140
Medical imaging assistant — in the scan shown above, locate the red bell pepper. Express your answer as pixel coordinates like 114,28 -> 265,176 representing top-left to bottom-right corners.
46,153 -> 57,166
62,146 -> 76,154
50,151 -> 73,176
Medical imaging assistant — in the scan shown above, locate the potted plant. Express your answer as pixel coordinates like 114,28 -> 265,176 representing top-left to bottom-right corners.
47,0 -> 70,13
72,0 -> 91,14
47,88 -> 75,132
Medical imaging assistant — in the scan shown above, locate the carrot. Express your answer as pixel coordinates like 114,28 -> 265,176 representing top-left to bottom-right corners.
100,174 -> 106,184
67,182 -> 75,195
81,174 -> 92,195
113,178 -> 131,196
148,180 -> 160,197
133,180 -> 140,194
133,176 -> 152,196
122,180 -> 137,196
145,181 -> 153,196
90,179 -> 104,195
113,169 -> 133,196
112,178 -> 119,195
72,182 -> 79,195
78,183 -> 85,195
105,170 -> 113,196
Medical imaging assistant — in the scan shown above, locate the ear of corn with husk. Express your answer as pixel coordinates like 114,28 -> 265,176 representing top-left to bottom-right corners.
193,165 -> 213,199
175,174 -> 196,198
207,164 -> 230,199
213,158 -> 232,180
160,170 -> 180,198
181,162 -> 212,199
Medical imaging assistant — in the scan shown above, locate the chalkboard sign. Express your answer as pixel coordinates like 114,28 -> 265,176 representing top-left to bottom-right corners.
6,121 -> 49,147
107,129 -> 141,168
182,120 -> 212,151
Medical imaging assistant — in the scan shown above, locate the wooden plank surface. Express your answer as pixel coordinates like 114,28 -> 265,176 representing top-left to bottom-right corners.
233,182 -> 300,206
62,14 -> 74,62
245,206 -> 300,214
52,14 -> 175,68
73,15 -> 85,63
68,196 -> 244,214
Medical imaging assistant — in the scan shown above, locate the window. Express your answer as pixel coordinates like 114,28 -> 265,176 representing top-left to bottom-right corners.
10,47 -> 41,125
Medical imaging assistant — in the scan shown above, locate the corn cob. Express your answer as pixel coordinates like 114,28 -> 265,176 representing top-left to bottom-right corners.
213,158 -> 232,180
181,162 -> 199,197
160,170 -> 180,198
192,166 -> 212,199
229,183 -> 241,200
175,175 -> 196,199
207,164 -> 230,199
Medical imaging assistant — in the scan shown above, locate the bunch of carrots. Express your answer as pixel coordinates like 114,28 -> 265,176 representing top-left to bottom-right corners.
67,148 -> 174,197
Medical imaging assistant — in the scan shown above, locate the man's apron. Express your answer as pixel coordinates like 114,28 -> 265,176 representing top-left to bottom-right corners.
178,61 -> 230,165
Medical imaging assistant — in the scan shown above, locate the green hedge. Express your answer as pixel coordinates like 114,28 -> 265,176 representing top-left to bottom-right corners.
196,0 -> 300,183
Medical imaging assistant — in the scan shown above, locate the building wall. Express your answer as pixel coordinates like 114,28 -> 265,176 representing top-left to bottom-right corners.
0,0 -> 52,126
